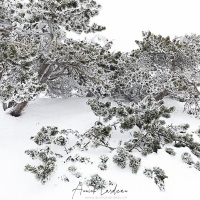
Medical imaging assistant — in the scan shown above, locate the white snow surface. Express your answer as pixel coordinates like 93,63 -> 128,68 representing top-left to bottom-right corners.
0,97 -> 200,200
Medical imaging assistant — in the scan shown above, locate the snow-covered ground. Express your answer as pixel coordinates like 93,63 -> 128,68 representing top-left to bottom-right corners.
0,97 -> 200,200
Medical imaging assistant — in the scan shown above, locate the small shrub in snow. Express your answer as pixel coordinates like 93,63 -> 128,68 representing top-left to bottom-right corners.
65,154 -> 93,164
194,161 -> 200,171
144,167 -> 168,191
68,165 -> 77,173
165,148 -> 176,156
113,147 -> 128,169
24,148 -> 56,184
85,122 -> 112,149
113,148 -> 141,173
169,126 -> 200,158
25,147 -> 54,161
192,148 -> 200,158
31,126 -> 69,146
181,152 -> 194,165
74,172 -> 82,178
98,155 -> 109,170
153,167 -> 168,191
98,163 -> 107,171
68,165 -> 81,178
100,155 -> 109,163
87,97 -> 200,162
143,168 -> 153,178
195,127 -> 200,138
88,96 -> 177,156
25,126 -> 89,183
60,175 -> 69,182
128,155 -> 141,173
53,135 -> 68,146
86,174 -> 106,190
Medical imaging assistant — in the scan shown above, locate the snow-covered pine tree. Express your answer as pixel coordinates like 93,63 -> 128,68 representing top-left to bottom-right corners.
0,0 -> 47,116
0,0 -> 110,116
87,96 -> 200,158
86,31 -> 200,114
130,31 -> 200,114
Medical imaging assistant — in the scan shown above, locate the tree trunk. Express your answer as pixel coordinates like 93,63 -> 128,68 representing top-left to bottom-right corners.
40,65 -> 54,83
2,101 -> 17,111
10,101 -> 28,117
0,71 -> 2,80
3,103 -> 7,111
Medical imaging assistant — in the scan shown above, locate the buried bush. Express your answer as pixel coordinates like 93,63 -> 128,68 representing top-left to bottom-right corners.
30,126 -> 70,146
86,174 -> 107,190
88,96 -> 176,154
165,147 -> 176,156
181,152 -> 194,165
194,161 -> 200,171
24,147 -> 56,184
98,155 -> 109,170
87,96 -> 200,160
113,147 -> 128,169
144,167 -> 168,191
25,127 -> 86,183
112,147 -> 141,173
128,155 -> 141,173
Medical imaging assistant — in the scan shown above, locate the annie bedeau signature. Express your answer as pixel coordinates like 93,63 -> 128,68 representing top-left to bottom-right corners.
72,182 -> 128,199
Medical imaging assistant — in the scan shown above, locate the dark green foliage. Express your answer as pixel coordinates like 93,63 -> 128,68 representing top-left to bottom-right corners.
66,0 -> 78,8
120,116 -> 135,130
98,163 -> 107,171
25,147 -> 56,183
153,167 -> 168,191
112,147 -> 142,173
113,147 -> 128,169
24,96 -> 200,186
65,154 -> 93,164
30,126 -> 69,146
88,97 -> 200,161
87,96 -> 200,192
25,147 -> 55,161
128,155 -> 141,173
88,96 -> 176,155
60,175 -> 69,182
1,0 -> 200,119
68,165 -> 77,173
181,152 -> 194,165
89,96 -> 174,131
68,165 -> 82,178
25,126 -> 88,183
98,155 -> 109,170
194,161 -> 200,171
144,167 -> 168,191
74,172 -> 82,178
108,31 -> 200,116
0,0 -> 108,116
195,127 -> 200,137
143,168 -> 153,178
139,32 -> 200,115
165,148 -> 176,156
168,125 -> 200,158
85,122 -> 112,148
99,155 -> 109,163
87,99 -> 116,121
86,174 -> 106,190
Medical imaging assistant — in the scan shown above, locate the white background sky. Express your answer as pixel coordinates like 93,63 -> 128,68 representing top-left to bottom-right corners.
80,0 -> 200,52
